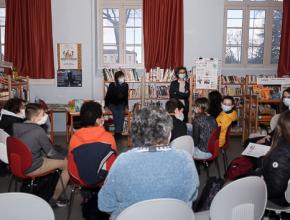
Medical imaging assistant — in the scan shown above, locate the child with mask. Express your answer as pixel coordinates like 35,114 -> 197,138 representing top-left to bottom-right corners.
216,96 -> 238,148
105,71 -> 129,139
169,67 -> 190,122
13,103 -> 69,207
192,97 -> 217,158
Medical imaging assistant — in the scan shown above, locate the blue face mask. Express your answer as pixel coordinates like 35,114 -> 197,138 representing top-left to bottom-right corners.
176,113 -> 184,121
283,98 -> 290,109
222,104 -> 233,113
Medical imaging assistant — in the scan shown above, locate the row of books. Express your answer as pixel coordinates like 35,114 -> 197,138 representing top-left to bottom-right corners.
143,100 -> 164,108
144,85 -> 170,99
221,87 -> 243,96
247,75 -> 277,84
222,76 -> 245,84
103,68 -> 140,82
250,85 -> 281,100
145,68 -> 175,82
128,87 -> 141,99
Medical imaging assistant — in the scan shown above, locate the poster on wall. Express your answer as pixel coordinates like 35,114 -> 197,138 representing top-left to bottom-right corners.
193,58 -> 220,90
57,69 -> 82,87
57,43 -> 82,69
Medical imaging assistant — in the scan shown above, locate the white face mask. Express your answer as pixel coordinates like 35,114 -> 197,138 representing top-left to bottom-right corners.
283,98 -> 290,109
176,113 -> 184,122
179,74 -> 186,79
37,114 -> 48,125
222,104 -> 233,113
17,109 -> 26,119
118,77 -> 125,84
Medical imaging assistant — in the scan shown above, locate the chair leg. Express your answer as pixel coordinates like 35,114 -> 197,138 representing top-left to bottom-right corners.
222,149 -> 228,173
57,170 -> 68,200
30,180 -> 34,193
205,162 -> 210,179
8,175 -> 14,192
66,185 -> 76,220
214,159 -> 221,178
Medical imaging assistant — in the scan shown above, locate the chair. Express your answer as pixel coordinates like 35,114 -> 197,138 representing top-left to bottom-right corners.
170,135 -> 194,155
193,127 -> 221,178
116,198 -> 195,220
195,176 -> 267,220
6,137 -> 64,193
0,129 -> 9,164
266,179 -> 290,219
0,192 -> 54,220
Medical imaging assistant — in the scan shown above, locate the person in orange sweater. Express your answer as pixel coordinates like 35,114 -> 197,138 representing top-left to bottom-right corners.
216,96 -> 237,148
69,101 -> 117,185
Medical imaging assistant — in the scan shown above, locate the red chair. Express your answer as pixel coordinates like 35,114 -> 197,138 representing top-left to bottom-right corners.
6,137 -> 64,193
67,144 -> 116,220
193,127 -> 221,178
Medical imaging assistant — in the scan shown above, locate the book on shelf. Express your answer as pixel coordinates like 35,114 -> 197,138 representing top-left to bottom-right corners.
221,86 -> 243,96
247,75 -> 277,84
251,85 -> 281,100
144,100 -> 164,108
104,84 -> 141,99
145,68 -> 175,82
144,85 -> 170,99
103,68 -> 140,82
221,76 -> 245,84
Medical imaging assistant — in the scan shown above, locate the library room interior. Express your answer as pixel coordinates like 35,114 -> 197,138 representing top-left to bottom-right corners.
0,0 -> 289,219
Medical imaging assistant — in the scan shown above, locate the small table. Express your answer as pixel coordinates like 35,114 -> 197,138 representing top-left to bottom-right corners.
47,104 -> 68,144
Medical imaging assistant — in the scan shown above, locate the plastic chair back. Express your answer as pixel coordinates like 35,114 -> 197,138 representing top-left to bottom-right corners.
170,135 -> 194,155
7,137 -> 32,178
206,127 -> 221,160
210,176 -> 267,220
285,179 -> 290,204
116,198 -> 195,220
0,192 -> 54,220
0,129 -> 9,164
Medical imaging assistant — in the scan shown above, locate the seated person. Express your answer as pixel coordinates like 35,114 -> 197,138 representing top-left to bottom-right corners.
165,98 -> 187,142
69,101 -> 117,220
216,96 -> 237,148
13,103 -> 69,207
262,110 -> 290,206
98,106 -> 199,220
69,101 -> 117,182
192,97 -> 217,158
0,98 -> 26,135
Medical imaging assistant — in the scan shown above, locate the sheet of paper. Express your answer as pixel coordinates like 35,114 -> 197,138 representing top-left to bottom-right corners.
242,143 -> 271,158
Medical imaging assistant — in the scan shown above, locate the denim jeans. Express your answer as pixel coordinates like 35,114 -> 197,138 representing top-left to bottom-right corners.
108,104 -> 125,134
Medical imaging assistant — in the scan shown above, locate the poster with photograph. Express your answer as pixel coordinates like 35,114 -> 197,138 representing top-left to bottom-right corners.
57,43 -> 82,69
194,58 -> 219,90
57,69 -> 82,87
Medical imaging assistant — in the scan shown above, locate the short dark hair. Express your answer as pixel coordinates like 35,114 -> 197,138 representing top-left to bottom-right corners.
25,103 -> 43,120
80,101 -> 103,127
222,96 -> 235,105
283,87 -> 290,97
195,97 -> 209,113
165,98 -> 184,113
3,98 -> 25,114
174,66 -> 187,78
114,71 -> 125,82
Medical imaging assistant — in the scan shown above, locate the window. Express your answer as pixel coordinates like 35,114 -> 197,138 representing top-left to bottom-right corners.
98,0 -> 143,68
0,8 -> 5,60
224,0 -> 283,67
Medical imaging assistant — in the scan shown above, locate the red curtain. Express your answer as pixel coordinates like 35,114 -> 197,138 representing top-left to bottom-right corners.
143,0 -> 184,71
278,0 -> 290,76
5,0 -> 55,79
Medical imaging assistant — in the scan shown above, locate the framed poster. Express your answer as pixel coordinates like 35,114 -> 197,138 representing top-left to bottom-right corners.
194,58 -> 219,90
57,43 -> 82,69
57,69 -> 82,87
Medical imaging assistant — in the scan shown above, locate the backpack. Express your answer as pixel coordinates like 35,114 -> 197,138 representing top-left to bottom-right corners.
193,177 -> 224,212
20,170 -> 59,201
225,156 -> 254,181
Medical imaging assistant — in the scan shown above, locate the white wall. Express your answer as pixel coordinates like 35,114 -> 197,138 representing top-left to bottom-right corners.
184,0 -> 224,68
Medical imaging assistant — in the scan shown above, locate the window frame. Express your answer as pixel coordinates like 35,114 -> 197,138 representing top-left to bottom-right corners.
0,6 -> 5,61
98,0 -> 144,69
223,0 -> 283,68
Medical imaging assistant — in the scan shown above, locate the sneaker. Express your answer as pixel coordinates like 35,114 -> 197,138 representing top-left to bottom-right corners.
49,198 -> 68,208
193,148 -> 212,160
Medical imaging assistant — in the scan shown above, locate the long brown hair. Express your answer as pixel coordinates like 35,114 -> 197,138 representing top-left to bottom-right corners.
271,111 -> 290,150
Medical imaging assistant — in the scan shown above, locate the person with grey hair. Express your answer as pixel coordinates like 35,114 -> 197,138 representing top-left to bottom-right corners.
98,106 -> 199,220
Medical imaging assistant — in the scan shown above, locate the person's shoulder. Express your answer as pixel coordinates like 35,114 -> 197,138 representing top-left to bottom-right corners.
169,149 -> 194,164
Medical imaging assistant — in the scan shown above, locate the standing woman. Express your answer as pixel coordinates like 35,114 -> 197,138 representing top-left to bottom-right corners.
169,67 -> 190,122
105,71 -> 128,138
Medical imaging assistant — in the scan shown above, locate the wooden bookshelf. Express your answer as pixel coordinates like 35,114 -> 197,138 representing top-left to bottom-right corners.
0,75 -> 30,105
